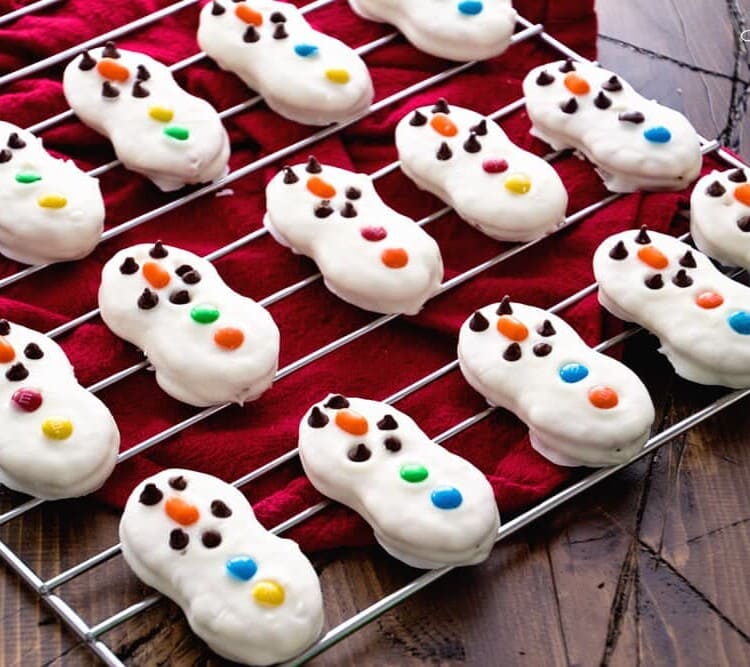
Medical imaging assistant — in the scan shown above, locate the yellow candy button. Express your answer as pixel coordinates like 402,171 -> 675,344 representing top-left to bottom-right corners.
41,418 -> 73,440
149,106 -> 174,123
504,174 -> 532,195
252,580 -> 285,607
37,194 -> 67,209
325,69 -> 350,85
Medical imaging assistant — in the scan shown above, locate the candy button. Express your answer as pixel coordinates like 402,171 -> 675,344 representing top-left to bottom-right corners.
360,226 -> 387,242
15,171 -> 41,184
728,311 -> 750,335
307,176 -> 336,199
294,44 -> 319,57
235,4 -> 263,25
214,327 -> 244,350
734,184 -> 750,207
149,106 -> 174,123
457,1 -> 483,15
38,194 -> 67,209
564,73 -> 590,95
226,556 -> 258,581
191,305 -> 220,324
11,388 -> 42,412
0,339 -> 15,363
252,581 -> 285,607
482,159 -> 508,174
696,291 -> 723,309
644,126 -> 671,143
430,113 -> 458,137
636,246 -> 669,270
96,59 -> 130,82
504,174 -> 531,195
431,486 -> 463,510
335,409 -> 368,436
41,418 -> 73,440
164,126 -> 190,141
381,247 -> 409,269
496,315 -> 529,342
559,363 -> 589,383
142,262 -> 171,289
165,496 -> 200,526
588,386 -> 619,409
400,464 -> 429,483
325,69 -> 350,84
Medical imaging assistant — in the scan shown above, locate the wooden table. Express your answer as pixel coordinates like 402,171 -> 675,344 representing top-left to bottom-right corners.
2,1 -> 750,664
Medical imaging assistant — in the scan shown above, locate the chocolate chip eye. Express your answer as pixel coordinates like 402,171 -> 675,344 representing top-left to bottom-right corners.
283,166 -> 298,184
202,530 -> 222,548
345,187 -> 361,200
23,343 -> 43,360
679,251 -> 697,268
169,475 -> 187,491
169,528 -> 189,551
149,242 -> 168,259
175,264 -> 193,277
409,110 -> 427,126
634,226 -> 651,244
181,270 -> 201,285
0,320 -> 10,336
496,296 -> 513,315
308,406 -> 329,428
384,437 -> 401,452
377,415 -> 398,430
469,312 -> 489,332
269,11 -> 286,21
347,443 -> 371,462
211,500 -> 232,518
5,363 -> 28,381
306,156 -> 322,174
139,483 -> 163,506
432,98 -> 450,114
537,320 -> 556,337
119,257 -> 139,274
325,395 -> 349,409
609,241 -> 628,260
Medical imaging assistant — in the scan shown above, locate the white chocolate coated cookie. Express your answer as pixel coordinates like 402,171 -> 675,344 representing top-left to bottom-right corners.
264,158 -> 443,315
522,60 -> 702,192
120,469 -> 324,665
198,0 -> 373,126
63,43 -> 230,191
0,320 -> 119,499
395,101 -> 568,242
299,395 -> 500,569
0,122 -> 105,265
348,0 -> 516,62
457,300 -> 654,467
98,242 -> 279,406
593,228 -> 750,388
690,167 -> 750,270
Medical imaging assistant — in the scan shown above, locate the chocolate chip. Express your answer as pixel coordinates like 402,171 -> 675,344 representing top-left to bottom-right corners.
243,26 -> 260,42
536,70 -> 555,86
432,98 -> 450,114
384,436 -> 402,452
149,241 -> 168,258
645,274 -> 664,289
728,168 -> 747,183
314,202 -> 334,218
738,216 -> 750,232
341,202 -> 357,218
78,51 -> 96,71
102,81 -> 119,98
0,149 -> 11,163
618,111 -> 645,124
273,24 -> 288,39
118,257 -> 138,275
602,75 -> 623,92
594,91 -> 612,109
463,132 -> 481,154
672,269 -> 693,288
409,110 -> 427,126
679,250 -> 697,268
211,499 -> 232,518
138,483 -> 163,506
436,142 -> 452,161
345,186 -> 361,200
169,475 -> 187,490
496,296 -> 513,315
470,119 -> 487,136
169,290 -> 190,305
537,320 -> 556,337
202,530 -> 222,548
169,528 -> 189,551
347,443 -> 371,462
7,133 -> 25,149
705,181 -> 726,197
306,156 -> 322,174
503,343 -> 522,361
175,264 -> 193,276
5,363 -> 28,381
181,270 -> 201,285
136,65 -> 150,81
533,343 -> 552,357
102,41 -> 120,59
211,0 -> 225,14
0,320 -> 9,336
132,81 -> 149,98
283,166 -> 298,184
559,59 -> 576,73
560,98 -> 578,114
23,343 -> 43,360
325,395 -> 349,409
308,406 -> 329,428
608,240 -> 628,260
469,311 -> 489,332
635,226 -> 651,244
137,288 -> 159,310
270,11 -> 286,21
377,415 -> 398,430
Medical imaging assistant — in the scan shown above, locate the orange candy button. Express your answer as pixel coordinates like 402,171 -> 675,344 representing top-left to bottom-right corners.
0,339 -> 15,363
496,315 -> 529,342
430,114 -> 458,137
306,177 -> 336,199
381,247 -> 409,269
165,497 -> 200,526
335,409 -> 369,436
588,386 -> 619,410
96,59 -> 130,82
734,184 -> 750,207
564,73 -> 590,95
235,4 -> 263,25
637,246 -> 669,270
214,327 -> 245,350
142,262 -> 171,289
696,291 -> 724,309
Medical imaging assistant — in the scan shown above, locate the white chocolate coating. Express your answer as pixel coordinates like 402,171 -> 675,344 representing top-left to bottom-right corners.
690,167 -> 750,270
0,321 -> 119,499
197,0 -> 374,126
264,160 -> 443,315
522,60 -> 702,192
395,103 -> 568,242
120,469 -> 324,665
593,229 -> 750,388
457,302 -> 655,467
63,45 -> 230,192
299,395 -> 500,569
0,122 -> 105,265
98,243 -> 279,407
348,0 -> 517,62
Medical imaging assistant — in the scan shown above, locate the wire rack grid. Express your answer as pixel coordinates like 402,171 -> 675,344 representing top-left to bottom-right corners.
0,1 -> 747,665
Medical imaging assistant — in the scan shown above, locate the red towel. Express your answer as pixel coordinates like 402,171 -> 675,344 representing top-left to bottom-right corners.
0,0 -> 722,552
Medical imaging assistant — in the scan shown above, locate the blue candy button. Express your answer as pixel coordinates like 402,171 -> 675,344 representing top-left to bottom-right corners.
294,44 -> 319,57
226,556 -> 258,581
458,1 -> 483,15
728,311 -> 750,335
644,126 -> 671,143
431,486 -> 463,510
559,362 -> 589,383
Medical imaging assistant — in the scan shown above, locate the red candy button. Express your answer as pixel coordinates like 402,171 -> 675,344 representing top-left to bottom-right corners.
496,316 -> 529,341
564,73 -> 591,95
381,247 -> 409,268
235,4 -> 263,25
637,246 -> 669,270
430,114 -> 458,137
482,159 -> 509,174
11,388 -> 42,412
306,177 -> 336,199
360,226 -> 387,242
97,59 -> 130,82
696,291 -> 724,309
0,338 -> 15,363
588,386 -> 619,410
734,184 -> 750,207
214,328 -> 245,350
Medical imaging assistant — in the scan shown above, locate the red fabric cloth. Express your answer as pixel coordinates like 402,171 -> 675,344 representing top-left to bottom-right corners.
0,0 -> 720,551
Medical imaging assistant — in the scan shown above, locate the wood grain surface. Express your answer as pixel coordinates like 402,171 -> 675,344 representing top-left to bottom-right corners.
2,1 -> 750,665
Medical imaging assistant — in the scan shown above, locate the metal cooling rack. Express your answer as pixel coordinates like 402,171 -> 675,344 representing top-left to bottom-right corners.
0,1 -> 748,665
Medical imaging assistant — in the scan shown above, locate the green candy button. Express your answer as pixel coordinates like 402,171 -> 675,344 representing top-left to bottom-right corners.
191,305 -> 220,324
164,126 -> 190,141
400,463 -> 429,484
16,171 -> 42,184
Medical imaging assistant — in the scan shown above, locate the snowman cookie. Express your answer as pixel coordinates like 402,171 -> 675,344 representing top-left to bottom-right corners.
299,395 -> 500,568
690,167 -> 750,270
522,60 -> 702,192
593,228 -> 750,388
264,158 -> 443,314
98,242 -> 279,406
0,320 -> 119,499
0,122 -> 105,266
63,42 -> 230,191
198,0 -> 374,126
348,0 -> 517,62
457,300 -> 655,467
395,101 -> 568,242
120,469 -> 324,665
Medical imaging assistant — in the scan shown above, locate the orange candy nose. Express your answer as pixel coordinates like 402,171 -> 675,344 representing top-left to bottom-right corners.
564,73 -> 590,95
335,409 -> 369,436
696,291 -> 724,309
214,327 -> 245,350
306,177 -> 336,199
430,114 -> 458,137
734,184 -> 750,207
235,4 -> 263,25
96,59 -> 130,82
588,386 -> 619,409
381,247 -> 409,269
637,246 -> 669,270
165,497 -> 200,526
142,262 -> 171,289
496,315 -> 529,342
0,339 -> 15,363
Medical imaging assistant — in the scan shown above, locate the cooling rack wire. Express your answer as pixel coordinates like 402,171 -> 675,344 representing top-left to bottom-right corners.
0,1 -> 748,665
